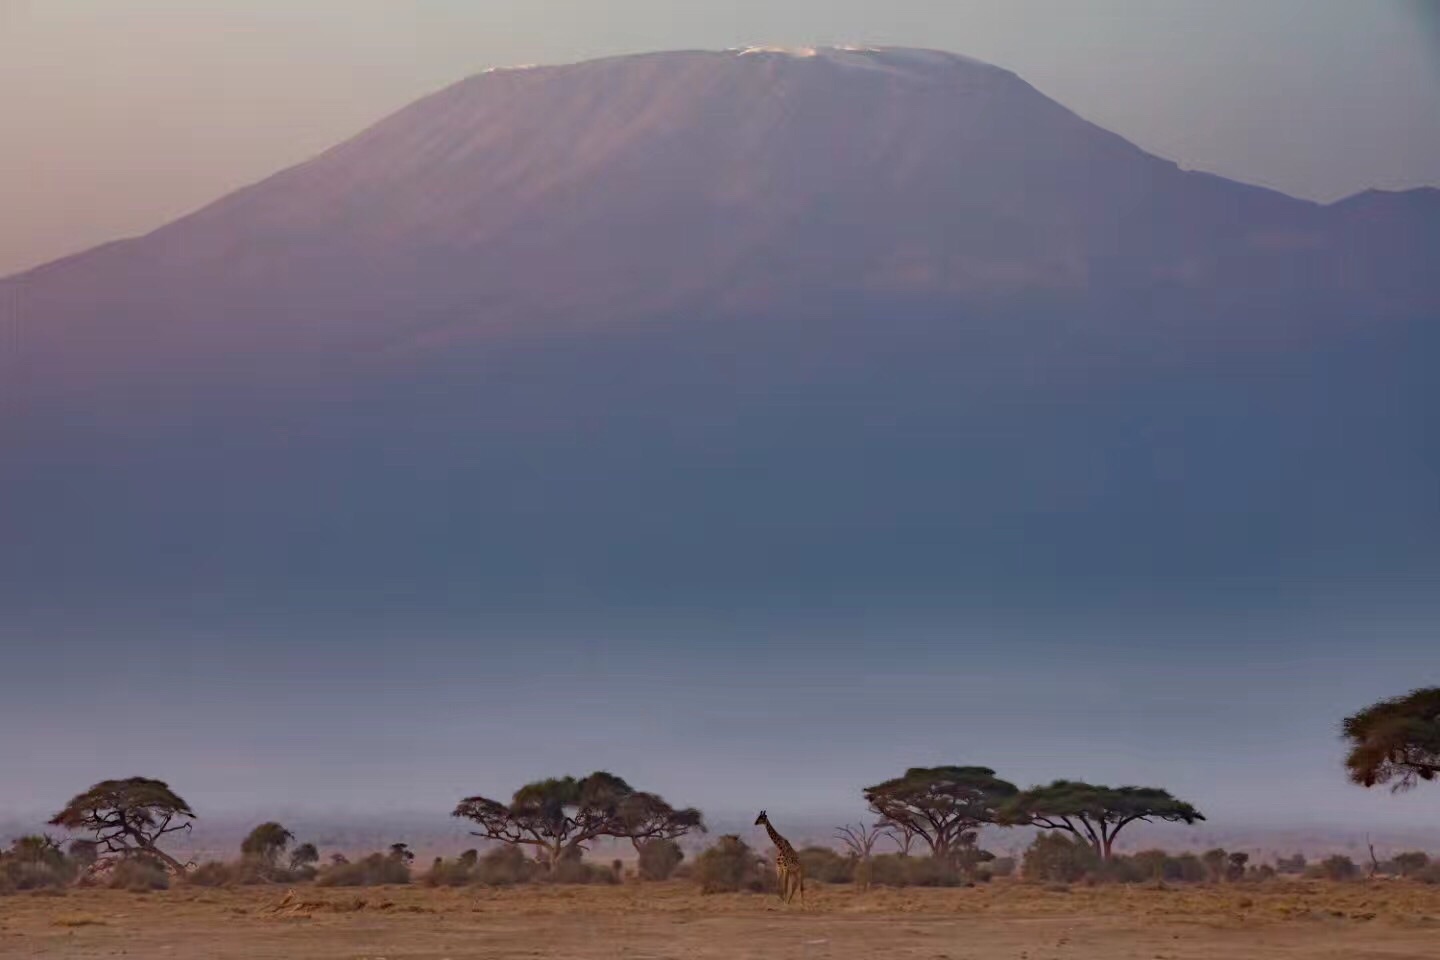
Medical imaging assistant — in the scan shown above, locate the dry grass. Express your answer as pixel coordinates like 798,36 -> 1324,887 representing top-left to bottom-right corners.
2,879 -> 1439,958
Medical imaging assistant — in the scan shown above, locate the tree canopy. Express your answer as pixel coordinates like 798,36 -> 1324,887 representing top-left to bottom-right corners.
453,772 -> 703,871
1342,687 -> 1440,790
1002,781 -> 1203,859
240,822 -> 295,864
862,766 -> 1018,860
615,791 -> 706,854
289,842 -> 320,872
48,777 -> 196,874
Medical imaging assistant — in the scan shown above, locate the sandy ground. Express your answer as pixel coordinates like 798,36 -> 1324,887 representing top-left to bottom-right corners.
3,880 -> 1440,959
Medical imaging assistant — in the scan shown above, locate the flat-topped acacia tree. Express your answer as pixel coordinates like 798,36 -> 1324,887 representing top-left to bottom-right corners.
48,777 -> 195,875
1002,781 -> 1204,860
615,791 -> 706,857
1343,687 -> 1440,790
862,766 -> 1019,862
453,772 -> 703,872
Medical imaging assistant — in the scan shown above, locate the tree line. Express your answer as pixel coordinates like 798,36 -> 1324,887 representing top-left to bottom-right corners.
4,684 -> 1434,893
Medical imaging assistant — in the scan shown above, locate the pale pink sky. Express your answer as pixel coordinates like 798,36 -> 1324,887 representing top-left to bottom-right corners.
3,0 -> 1437,277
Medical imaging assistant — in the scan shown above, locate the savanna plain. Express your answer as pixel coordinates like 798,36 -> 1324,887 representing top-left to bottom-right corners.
5,880 -> 1440,960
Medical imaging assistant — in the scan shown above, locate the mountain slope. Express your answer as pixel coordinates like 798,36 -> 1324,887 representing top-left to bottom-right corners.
3,47 -> 1437,616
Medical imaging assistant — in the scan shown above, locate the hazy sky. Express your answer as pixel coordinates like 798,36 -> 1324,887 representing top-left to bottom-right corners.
2,0 -> 1438,277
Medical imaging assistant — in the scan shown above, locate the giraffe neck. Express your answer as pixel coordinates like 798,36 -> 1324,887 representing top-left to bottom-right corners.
764,820 -> 796,858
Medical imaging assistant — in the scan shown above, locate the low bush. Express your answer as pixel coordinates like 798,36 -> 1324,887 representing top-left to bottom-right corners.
1412,862 -> 1440,885
1023,833 -> 1098,884
186,861 -> 235,887
474,846 -> 535,886
693,835 -> 769,894
637,839 -> 685,881
1093,855 -> 1145,884
109,858 -> 169,892
316,850 -> 412,887
799,846 -> 854,884
1275,853 -> 1306,875
1390,851 -> 1430,878
548,849 -> 617,885
867,853 -> 967,887
185,855 -> 305,887
987,856 -> 1017,879
0,836 -> 79,892
423,857 -> 474,888
1307,855 -> 1359,882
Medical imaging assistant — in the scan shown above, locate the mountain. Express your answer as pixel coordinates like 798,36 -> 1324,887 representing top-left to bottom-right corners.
3,47 -> 1437,616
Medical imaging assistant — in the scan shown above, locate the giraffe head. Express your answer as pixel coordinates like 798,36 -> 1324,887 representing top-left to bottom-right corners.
754,810 -> 768,826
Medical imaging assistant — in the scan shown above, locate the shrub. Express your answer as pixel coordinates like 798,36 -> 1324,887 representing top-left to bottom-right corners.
1094,855 -> 1145,884
4,861 -> 70,891
1275,853 -> 1306,875
473,845 -> 536,886
799,846 -> 854,884
693,835 -> 768,894
1312,855 -> 1359,882
423,857 -> 473,887
1414,862 -> 1440,885
289,843 -> 320,874
0,836 -> 78,891
186,856 -> 303,887
853,857 -> 873,889
316,850 -> 412,887
548,848 -> 617,885
1131,849 -> 1172,881
1225,852 -> 1250,882
186,861 -> 235,887
899,856 -> 968,887
109,858 -> 170,892
1201,849 -> 1228,883
987,856 -> 1016,879
865,853 -> 966,887
953,841 -> 996,881
637,839 -> 685,881
1172,853 -> 1206,883
1391,851 -> 1430,878
1023,833 -> 1098,884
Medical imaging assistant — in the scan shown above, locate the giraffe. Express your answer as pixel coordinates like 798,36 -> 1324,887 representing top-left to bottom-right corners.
754,810 -> 804,904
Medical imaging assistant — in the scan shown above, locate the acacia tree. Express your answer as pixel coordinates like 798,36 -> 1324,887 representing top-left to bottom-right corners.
240,822 -> 294,865
862,766 -> 1018,862
1002,781 -> 1204,860
616,791 -> 706,860
289,842 -> 320,873
48,777 -> 196,875
453,772 -> 701,873
1343,688 -> 1440,790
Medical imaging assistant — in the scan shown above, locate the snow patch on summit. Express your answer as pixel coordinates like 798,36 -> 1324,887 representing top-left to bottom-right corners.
729,45 -> 1002,79
735,45 -> 822,58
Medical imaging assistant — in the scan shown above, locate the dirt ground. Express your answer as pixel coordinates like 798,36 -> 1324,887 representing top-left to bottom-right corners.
3,879 -> 1440,959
